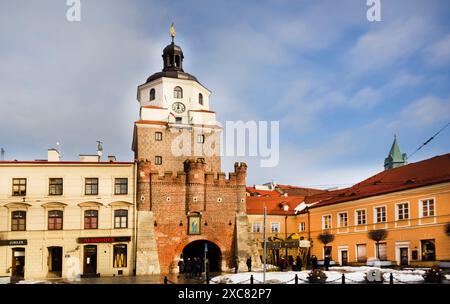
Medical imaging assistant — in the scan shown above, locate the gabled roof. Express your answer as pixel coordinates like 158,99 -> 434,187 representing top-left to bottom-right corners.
306,153 -> 450,208
246,187 -> 282,198
276,184 -> 326,196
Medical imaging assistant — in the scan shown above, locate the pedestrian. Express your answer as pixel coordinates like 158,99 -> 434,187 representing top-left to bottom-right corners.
246,256 -> 252,272
184,258 -> 191,279
234,256 -> 239,273
296,255 -> 302,271
178,256 -> 185,276
311,255 -> 318,270
288,256 -> 294,271
324,254 -> 330,271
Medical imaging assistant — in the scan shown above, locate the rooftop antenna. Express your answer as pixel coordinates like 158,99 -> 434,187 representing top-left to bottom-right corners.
1,148 -> 4,161
56,141 -> 62,159
97,141 -> 103,159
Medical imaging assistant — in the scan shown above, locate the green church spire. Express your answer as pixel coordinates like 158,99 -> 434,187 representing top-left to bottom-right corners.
384,135 -> 408,170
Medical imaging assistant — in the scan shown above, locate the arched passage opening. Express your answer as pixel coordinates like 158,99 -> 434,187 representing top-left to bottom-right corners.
182,240 -> 222,272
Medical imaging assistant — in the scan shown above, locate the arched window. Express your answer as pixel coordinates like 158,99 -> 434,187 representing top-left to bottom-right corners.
48,210 -> 63,230
199,93 -> 203,105
174,86 -> 183,99
149,88 -> 155,101
175,55 -> 180,67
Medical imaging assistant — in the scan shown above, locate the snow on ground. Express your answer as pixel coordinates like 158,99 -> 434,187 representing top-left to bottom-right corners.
211,266 -> 431,284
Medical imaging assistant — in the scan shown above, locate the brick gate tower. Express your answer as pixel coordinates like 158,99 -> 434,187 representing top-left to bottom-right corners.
132,26 -> 261,274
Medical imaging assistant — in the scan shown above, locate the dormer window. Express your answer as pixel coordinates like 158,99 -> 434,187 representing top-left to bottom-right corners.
199,93 -> 203,105
174,86 -> 183,99
149,88 -> 155,101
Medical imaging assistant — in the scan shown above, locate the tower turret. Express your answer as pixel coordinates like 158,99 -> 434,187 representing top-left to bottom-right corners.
384,135 -> 408,170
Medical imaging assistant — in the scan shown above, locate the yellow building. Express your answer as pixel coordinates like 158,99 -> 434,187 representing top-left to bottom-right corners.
247,153 -> 450,268
0,150 -> 136,280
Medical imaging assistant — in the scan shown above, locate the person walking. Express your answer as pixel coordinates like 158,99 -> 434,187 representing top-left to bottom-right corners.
296,255 -> 302,271
184,258 -> 192,279
288,256 -> 294,271
311,255 -> 318,271
324,254 -> 330,271
246,256 -> 252,272
178,256 -> 185,277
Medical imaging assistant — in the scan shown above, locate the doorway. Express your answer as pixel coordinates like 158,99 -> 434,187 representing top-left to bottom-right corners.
400,248 -> 409,266
83,245 -> 97,276
12,248 -> 25,279
48,247 -> 63,277
341,250 -> 348,266
182,240 -> 222,272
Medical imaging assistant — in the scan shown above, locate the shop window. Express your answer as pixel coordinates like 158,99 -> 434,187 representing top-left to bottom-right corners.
48,210 -> 63,230
421,239 -> 436,261
377,242 -> 387,260
113,244 -> 127,268
357,244 -> 367,262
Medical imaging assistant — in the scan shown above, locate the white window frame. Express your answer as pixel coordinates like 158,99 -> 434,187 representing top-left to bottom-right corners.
252,222 -> 262,233
299,222 -> 306,232
270,222 -> 280,233
355,209 -> 367,226
322,214 -> 332,230
395,202 -> 410,221
337,212 -> 348,228
373,205 -> 387,224
419,197 -> 437,225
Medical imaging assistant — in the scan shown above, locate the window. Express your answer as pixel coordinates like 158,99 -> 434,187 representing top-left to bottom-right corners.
11,211 -> 26,231
197,134 -> 205,143
322,215 -> 332,229
49,178 -> 63,196
421,199 -> 435,217
421,239 -> 436,261
175,117 -> 182,124
199,93 -> 203,105
12,178 -> 27,196
397,203 -> 409,220
85,178 -> 99,195
48,210 -> 63,230
114,178 -> 128,195
113,244 -> 127,268
84,210 -> 98,229
155,156 -> 162,165
114,209 -> 128,229
356,244 -> 367,262
155,132 -> 163,141
377,242 -> 387,260
356,210 -> 366,225
375,206 -> 386,223
338,212 -> 348,227
252,222 -> 261,233
149,88 -> 155,101
174,86 -> 183,99
270,222 -> 280,233
299,222 -> 306,232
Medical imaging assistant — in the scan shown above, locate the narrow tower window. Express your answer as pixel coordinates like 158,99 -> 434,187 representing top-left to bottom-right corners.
199,93 -> 203,105
149,88 -> 156,101
174,86 -> 183,99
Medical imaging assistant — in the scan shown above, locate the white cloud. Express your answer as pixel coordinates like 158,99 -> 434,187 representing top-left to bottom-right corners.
425,34 -> 450,66
395,96 -> 450,127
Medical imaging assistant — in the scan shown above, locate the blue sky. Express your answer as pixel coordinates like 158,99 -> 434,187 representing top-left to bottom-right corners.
0,0 -> 449,188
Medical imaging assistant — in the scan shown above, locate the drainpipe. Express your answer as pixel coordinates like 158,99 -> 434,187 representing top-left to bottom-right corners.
133,162 -> 138,276
307,207 -> 311,267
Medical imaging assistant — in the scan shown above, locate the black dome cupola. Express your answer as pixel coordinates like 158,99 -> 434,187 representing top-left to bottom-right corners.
162,23 -> 184,72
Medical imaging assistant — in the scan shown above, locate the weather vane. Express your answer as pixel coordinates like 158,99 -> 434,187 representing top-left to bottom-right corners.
170,22 -> 176,42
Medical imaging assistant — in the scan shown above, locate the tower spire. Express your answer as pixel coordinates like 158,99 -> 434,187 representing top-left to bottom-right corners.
384,135 -> 408,170
170,22 -> 176,43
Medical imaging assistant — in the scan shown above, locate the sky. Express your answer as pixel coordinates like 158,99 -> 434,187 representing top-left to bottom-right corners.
0,0 -> 449,188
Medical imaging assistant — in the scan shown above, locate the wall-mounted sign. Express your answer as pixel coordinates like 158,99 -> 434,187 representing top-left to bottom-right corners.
265,240 -> 301,249
77,236 -> 131,244
0,239 -> 28,246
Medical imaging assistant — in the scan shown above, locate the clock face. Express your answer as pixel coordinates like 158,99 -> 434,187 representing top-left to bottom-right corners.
172,102 -> 186,114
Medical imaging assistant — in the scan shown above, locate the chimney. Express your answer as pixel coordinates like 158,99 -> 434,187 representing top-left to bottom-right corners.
108,155 -> 117,162
48,149 -> 61,162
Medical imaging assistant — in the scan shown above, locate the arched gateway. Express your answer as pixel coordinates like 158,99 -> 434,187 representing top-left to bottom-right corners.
182,240 -> 222,272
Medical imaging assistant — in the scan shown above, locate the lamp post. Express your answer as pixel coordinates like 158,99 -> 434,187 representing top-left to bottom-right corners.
263,206 -> 267,283
284,214 -> 288,258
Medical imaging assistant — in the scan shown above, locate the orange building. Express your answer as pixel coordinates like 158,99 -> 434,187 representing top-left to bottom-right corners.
247,152 -> 450,267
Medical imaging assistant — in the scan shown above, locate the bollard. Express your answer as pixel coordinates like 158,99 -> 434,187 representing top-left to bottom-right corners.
295,274 -> 299,285
250,275 -> 254,284
389,273 -> 393,284
342,273 -> 345,284
164,276 -> 168,285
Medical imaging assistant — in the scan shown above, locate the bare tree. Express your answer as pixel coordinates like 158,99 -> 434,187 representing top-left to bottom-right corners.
317,232 -> 335,255
368,229 -> 388,260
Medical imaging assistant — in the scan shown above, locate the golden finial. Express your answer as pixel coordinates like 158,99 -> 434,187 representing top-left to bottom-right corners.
170,22 -> 176,42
